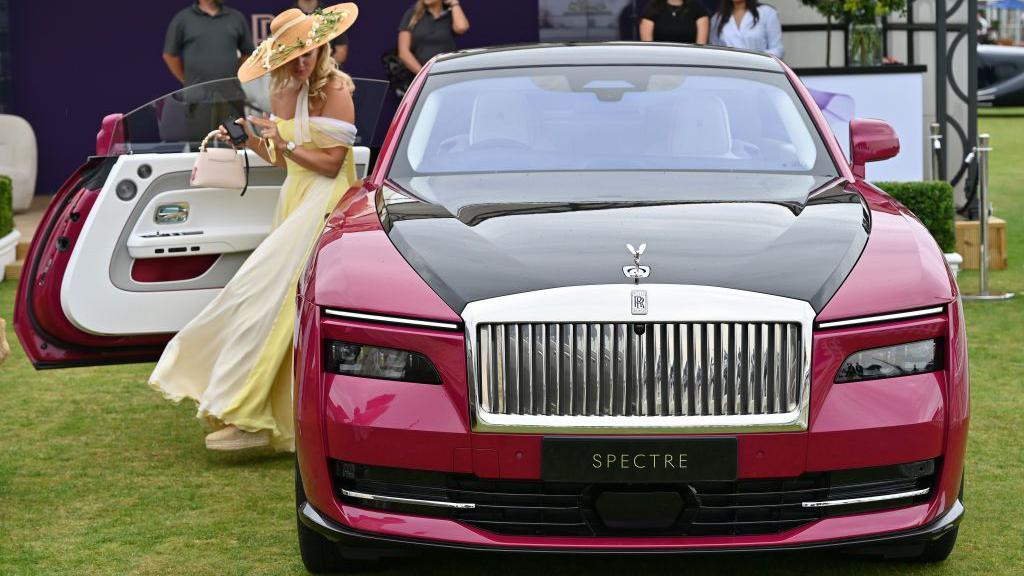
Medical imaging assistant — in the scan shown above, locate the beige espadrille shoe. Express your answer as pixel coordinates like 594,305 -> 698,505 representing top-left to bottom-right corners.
205,425 -> 270,451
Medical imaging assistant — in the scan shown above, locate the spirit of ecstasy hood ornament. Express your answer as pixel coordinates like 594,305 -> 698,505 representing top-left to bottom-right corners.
623,243 -> 651,284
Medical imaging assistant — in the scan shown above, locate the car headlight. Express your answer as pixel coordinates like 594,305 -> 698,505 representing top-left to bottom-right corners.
835,339 -> 942,383
324,340 -> 442,385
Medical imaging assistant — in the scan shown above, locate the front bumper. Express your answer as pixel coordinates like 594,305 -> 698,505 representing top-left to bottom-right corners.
294,300 -> 969,557
298,498 -> 964,556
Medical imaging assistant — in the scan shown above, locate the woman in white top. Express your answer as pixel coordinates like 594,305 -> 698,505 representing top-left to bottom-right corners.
710,0 -> 784,59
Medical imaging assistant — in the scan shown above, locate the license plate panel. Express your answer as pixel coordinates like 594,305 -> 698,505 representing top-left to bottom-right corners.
541,437 -> 738,483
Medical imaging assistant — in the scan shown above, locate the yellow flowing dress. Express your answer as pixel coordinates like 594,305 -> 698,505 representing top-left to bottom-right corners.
149,100 -> 358,452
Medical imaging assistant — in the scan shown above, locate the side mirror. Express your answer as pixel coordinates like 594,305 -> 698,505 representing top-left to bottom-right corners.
849,118 -> 899,179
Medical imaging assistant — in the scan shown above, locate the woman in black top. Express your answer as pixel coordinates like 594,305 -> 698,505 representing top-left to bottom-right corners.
640,0 -> 710,44
398,0 -> 471,74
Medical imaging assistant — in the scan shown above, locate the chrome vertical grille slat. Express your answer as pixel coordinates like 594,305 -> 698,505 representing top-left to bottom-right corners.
477,321 -> 802,420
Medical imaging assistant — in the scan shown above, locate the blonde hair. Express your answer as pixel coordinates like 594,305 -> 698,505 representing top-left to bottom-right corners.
271,44 -> 355,105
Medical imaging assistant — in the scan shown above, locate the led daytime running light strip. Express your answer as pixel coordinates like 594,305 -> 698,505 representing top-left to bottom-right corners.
323,308 -> 461,331
817,307 -> 945,330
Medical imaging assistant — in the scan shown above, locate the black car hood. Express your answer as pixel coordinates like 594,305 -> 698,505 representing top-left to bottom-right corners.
381,172 -> 868,314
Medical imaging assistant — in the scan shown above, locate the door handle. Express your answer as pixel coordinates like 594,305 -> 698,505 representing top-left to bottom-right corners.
155,202 -> 189,224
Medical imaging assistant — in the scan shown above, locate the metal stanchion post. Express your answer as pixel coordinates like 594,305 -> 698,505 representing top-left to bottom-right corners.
929,123 -> 942,180
963,134 -> 1014,301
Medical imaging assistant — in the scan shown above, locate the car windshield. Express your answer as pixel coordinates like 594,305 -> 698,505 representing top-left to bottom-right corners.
391,65 -> 837,176
112,77 -> 388,155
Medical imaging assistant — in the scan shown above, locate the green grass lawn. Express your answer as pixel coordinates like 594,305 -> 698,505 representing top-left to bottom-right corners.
1,115 -> 1023,575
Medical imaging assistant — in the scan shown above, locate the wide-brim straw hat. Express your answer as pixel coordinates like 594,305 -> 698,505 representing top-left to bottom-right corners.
238,3 -> 358,83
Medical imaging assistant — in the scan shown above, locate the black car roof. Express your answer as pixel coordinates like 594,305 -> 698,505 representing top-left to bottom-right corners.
429,42 -> 784,74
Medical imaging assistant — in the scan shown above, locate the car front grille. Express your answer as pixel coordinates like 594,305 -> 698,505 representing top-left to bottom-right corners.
333,460 -> 937,538
477,322 -> 803,418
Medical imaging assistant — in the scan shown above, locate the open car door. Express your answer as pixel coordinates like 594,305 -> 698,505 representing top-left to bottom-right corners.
14,77 -> 388,369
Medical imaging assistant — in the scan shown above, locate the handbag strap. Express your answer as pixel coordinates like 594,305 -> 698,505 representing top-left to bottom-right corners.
240,148 -> 249,197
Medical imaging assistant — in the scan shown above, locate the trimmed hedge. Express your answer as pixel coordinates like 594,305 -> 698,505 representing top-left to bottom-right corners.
0,176 -> 12,238
876,181 -> 956,253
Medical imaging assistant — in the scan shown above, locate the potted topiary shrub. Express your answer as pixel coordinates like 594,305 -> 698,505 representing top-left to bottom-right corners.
0,176 -> 20,282
876,181 -> 961,278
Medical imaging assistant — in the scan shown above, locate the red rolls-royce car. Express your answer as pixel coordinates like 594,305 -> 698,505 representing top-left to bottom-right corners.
16,44 -> 967,572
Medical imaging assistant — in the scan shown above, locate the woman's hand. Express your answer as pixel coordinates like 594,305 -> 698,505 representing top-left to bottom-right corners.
248,116 -> 285,151
215,119 -> 259,145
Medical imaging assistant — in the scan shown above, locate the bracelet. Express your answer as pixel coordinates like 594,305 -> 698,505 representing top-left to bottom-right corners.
267,138 -> 277,164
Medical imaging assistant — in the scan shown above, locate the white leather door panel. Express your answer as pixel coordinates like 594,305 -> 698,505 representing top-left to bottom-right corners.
61,151 -> 285,336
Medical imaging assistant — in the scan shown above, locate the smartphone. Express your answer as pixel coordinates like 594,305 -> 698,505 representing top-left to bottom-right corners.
223,117 -> 248,145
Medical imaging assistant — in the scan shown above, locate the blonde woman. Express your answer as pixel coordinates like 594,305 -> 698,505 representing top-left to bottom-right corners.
149,4 -> 360,452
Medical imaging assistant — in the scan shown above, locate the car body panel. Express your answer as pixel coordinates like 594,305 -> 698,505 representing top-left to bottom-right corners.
978,44 -> 1024,107
306,191 -> 460,324
816,182 -> 955,323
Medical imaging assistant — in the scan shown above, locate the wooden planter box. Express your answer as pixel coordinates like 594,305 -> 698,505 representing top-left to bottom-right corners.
955,217 -> 1007,270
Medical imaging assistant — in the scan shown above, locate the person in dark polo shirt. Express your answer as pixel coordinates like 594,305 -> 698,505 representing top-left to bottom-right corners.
397,0 -> 470,74
163,0 -> 254,87
163,1 -> 254,142
295,0 -> 349,66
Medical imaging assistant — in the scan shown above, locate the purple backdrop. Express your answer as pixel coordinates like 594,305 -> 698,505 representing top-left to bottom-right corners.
9,1 -> 540,198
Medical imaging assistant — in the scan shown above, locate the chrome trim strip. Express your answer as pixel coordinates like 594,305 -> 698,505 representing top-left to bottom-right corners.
801,488 -> 930,508
462,285 -> 816,434
816,307 -> 945,330
340,489 -> 476,510
323,309 -> 460,331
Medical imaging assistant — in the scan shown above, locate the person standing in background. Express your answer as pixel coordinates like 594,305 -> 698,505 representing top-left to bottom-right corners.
295,0 -> 350,66
639,0 -> 709,44
397,0 -> 470,75
163,0 -> 254,86
710,0 -> 784,58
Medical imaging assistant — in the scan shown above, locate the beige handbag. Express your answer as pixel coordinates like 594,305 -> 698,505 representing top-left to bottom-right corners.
190,130 -> 249,195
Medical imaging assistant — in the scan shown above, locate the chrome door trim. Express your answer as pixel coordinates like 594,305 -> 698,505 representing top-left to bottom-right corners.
462,284 -> 816,434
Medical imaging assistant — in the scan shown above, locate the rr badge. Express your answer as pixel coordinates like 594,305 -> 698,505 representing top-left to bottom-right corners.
631,289 -> 649,315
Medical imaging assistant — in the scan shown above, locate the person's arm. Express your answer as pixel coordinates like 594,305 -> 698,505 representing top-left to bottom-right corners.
639,18 -> 655,41
696,16 -> 710,45
254,85 -> 354,179
447,0 -> 470,35
398,30 -> 421,74
163,54 -> 186,85
764,8 -> 784,58
163,15 -> 186,84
